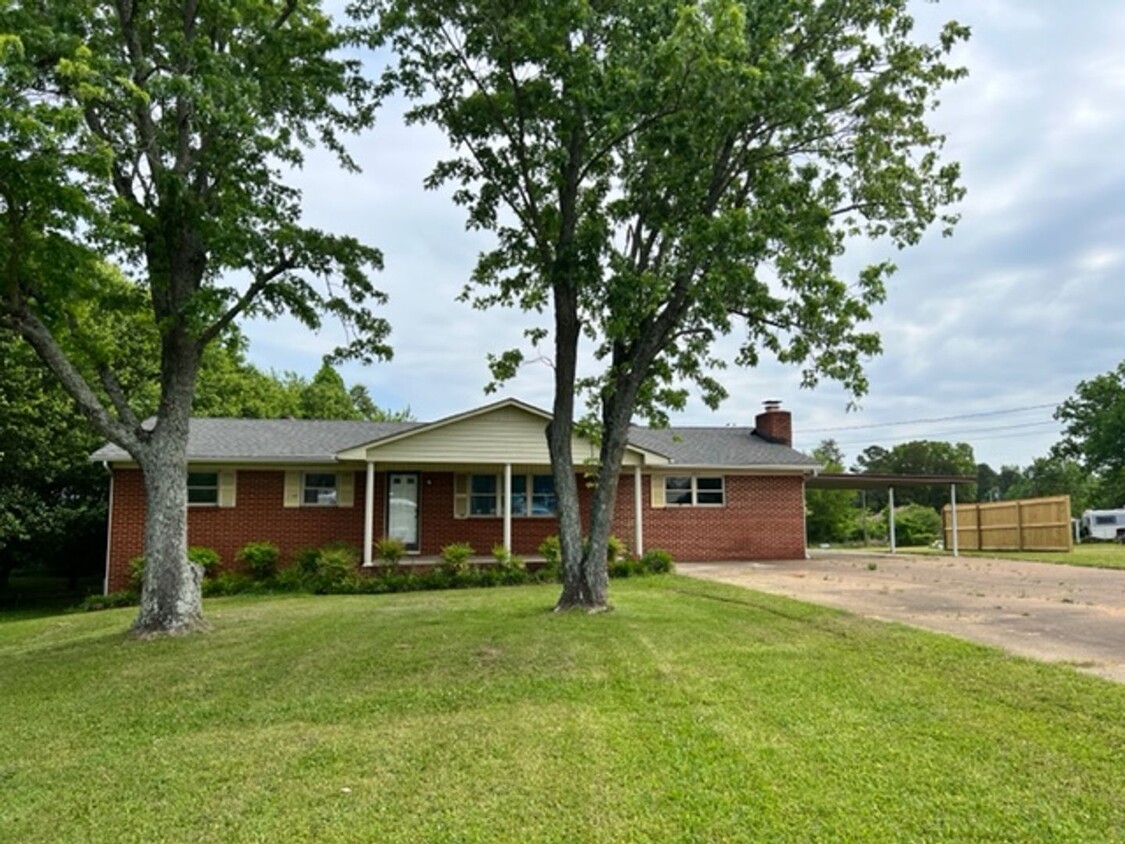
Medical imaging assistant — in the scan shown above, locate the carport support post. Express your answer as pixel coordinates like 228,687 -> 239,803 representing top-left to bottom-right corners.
363,461 -> 375,566
888,486 -> 897,554
950,483 -> 960,557
861,490 -> 868,546
503,462 -> 512,554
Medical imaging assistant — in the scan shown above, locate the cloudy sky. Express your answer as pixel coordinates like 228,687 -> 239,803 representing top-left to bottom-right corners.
242,0 -> 1125,471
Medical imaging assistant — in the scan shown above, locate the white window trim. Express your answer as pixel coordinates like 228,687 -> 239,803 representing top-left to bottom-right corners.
663,475 -> 725,507
468,473 -> 501,517
462,472 -> 558,518
302,471 -> 339,507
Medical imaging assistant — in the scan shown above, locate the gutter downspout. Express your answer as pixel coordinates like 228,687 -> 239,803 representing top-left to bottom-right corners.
633,465 -> 643,557
102,462 -> 113,596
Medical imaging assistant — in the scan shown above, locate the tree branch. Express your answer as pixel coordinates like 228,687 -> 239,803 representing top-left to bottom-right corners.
7,302 -> 140,454
196,257 -> 295,349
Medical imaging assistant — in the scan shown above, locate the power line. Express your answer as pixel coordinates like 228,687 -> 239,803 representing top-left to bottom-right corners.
807,420 -> 1060,449
800,402 -> 1060,434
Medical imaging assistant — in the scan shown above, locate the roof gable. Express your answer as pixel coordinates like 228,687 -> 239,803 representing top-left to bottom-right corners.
337,398 -> 655,466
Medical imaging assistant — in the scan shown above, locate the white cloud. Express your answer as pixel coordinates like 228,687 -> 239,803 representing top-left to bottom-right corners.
233,0 -> 1125,472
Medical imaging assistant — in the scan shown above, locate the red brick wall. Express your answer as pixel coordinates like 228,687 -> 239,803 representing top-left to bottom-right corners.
633,475 -> 807,561
105,468 -> 806,592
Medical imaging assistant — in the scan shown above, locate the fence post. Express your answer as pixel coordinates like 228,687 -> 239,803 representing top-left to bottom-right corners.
977,502 -> 984,551
950,484 -> 959,557
1015,501 -> 1023,551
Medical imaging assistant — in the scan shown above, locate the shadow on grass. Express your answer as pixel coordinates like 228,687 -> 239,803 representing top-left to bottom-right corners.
0,574 -> 103,622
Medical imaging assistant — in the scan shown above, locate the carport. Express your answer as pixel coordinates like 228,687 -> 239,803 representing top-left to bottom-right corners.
806,472 -> 977,555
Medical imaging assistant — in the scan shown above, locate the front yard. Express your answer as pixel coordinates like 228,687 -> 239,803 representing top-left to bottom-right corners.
2,576 -> 1123,842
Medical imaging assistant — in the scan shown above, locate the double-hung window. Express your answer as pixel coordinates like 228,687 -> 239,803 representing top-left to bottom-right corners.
303,473 -> 338,506
510,474 -> 557,516
662,475 -> 725,507
469,474 -> 499,515
187,472 -> 219,505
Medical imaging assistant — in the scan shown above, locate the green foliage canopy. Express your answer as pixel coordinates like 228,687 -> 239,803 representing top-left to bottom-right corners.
0,0 -> 392,631
805,439 -> 855,544
854,439 -> 976,510
370,0 -> 969,607
1055,361 -> 1125,506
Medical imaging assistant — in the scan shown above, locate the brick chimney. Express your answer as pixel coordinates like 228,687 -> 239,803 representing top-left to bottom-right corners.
754,400 -> 792,447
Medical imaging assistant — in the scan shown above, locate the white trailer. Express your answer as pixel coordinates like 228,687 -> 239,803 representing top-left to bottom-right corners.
1080,509 -> 1125,541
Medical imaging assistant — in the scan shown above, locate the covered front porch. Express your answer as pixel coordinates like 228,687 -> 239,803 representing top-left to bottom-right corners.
353,462 -> 649,566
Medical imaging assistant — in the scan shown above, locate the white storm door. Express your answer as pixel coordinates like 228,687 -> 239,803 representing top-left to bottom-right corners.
387,473 -> 420,551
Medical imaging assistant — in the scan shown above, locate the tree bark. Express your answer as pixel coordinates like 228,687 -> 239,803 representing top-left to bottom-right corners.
548,286 -> 592,610
131,418 -> 205,636
129,313 -> 206,635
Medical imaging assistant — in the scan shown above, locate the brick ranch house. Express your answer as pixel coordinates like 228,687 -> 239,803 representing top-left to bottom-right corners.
93,398 -> 818,593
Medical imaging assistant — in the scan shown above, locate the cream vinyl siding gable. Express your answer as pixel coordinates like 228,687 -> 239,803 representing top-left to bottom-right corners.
358,404 -> 647,466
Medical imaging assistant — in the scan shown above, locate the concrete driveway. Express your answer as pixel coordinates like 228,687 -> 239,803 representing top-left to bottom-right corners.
680,551 -> 1125,684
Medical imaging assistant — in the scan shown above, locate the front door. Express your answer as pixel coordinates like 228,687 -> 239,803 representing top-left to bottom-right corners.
387,473 -> 420,552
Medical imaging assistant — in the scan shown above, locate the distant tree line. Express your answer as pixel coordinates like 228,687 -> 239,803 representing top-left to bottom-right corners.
0,326 -> 408,599
806,361 -> 1125,545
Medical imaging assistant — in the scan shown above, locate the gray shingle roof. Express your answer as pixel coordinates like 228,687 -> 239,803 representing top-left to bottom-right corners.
627,426 -> 819,467
91,414 -> 817,469
90,418 -> 423,463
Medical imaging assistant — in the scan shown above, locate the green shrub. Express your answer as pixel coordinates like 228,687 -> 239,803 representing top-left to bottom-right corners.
846,511 -> 889,544
187,546 -> 221,577
439,542 -> 474,575
272,566 -> 309,591
491,543 -> 527,578
128,555 -> 145,590
891,504 -> 943,547
538,535 -> 560,566
202,571 -> 260,597
310,543 -> 360,592
368,570 -> 416,594
78,590 -> 137,611
291,547 -> 322,576
130,548 -> 222,589
638,548 -> 674,574
237,541 -> 280,580
538,535 -> 561,581
375,537 -> 407,565
606,535 -> 628,564
609,558 -> 642,578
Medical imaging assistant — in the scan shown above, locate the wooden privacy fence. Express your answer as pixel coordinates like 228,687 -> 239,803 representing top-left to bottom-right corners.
942,495 -> 1072,552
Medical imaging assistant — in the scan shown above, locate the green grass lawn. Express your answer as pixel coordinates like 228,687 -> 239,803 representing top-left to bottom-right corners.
2,577 -> 1124,843
870,542 -> 1125,570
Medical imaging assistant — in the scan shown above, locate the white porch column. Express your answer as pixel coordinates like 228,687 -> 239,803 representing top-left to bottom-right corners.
950,483 -> 959,557
503,462 -> 512,554
888,486 -> 897,554
634,465 -> 644,556
363,461 -> 375,566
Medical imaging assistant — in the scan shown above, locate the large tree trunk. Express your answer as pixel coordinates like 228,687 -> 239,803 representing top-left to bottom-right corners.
549,302 -> 595,611
131,329 -> 206,636
572,377 -> 643,609
132,425 -> 205,636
